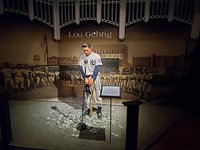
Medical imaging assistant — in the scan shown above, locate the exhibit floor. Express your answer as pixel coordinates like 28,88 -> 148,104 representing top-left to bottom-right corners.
7,98 -> 184,150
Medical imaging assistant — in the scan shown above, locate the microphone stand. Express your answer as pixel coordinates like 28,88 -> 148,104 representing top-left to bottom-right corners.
76,65 -> 87,131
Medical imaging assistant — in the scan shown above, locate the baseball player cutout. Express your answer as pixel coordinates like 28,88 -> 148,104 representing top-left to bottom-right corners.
78,43 -> 103,118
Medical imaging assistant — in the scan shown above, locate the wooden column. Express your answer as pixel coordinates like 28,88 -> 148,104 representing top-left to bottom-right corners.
75,0 -> 80,25
119,0 -> 126,40
53,1 -> 60,41
191,0 -> 200,39
97,0 -> 102,24
28,0 -> 34,20
168,0 -> 175,22
144,0 -> 150,23
0,0 -> 3,14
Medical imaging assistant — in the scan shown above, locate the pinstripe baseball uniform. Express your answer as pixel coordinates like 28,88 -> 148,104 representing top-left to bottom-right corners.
78,51 -> 103,109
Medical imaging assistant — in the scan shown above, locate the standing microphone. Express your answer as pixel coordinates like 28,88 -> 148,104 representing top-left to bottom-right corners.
77,59 -> 88,131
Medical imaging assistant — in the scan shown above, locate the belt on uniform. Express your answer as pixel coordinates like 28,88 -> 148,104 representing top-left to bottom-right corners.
85,75 -> 91,78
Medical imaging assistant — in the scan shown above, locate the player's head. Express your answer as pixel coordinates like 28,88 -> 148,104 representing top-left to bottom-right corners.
82,43 -> 91,48
82,43 -> 92,56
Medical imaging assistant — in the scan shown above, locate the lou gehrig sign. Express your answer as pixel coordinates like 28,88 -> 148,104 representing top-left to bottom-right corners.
67,31 -> 112,39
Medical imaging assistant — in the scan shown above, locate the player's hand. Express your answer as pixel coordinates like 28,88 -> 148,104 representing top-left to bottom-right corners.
88,77 -> 94,86
85,78 -> 89,84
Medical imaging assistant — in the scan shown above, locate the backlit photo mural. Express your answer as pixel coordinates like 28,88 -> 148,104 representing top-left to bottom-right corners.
0,12 -> 194,102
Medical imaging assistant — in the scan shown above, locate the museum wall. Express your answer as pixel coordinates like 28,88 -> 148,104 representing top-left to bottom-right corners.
59,20 -> 190,65
0,14 -> 58,66
0,13 -> 195,100
0,13 -> 191,66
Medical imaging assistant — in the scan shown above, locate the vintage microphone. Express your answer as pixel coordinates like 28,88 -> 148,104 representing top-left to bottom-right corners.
76,59 -> 88,131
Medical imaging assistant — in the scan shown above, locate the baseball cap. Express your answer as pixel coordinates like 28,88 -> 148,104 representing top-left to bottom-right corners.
82,43 -> 91,48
